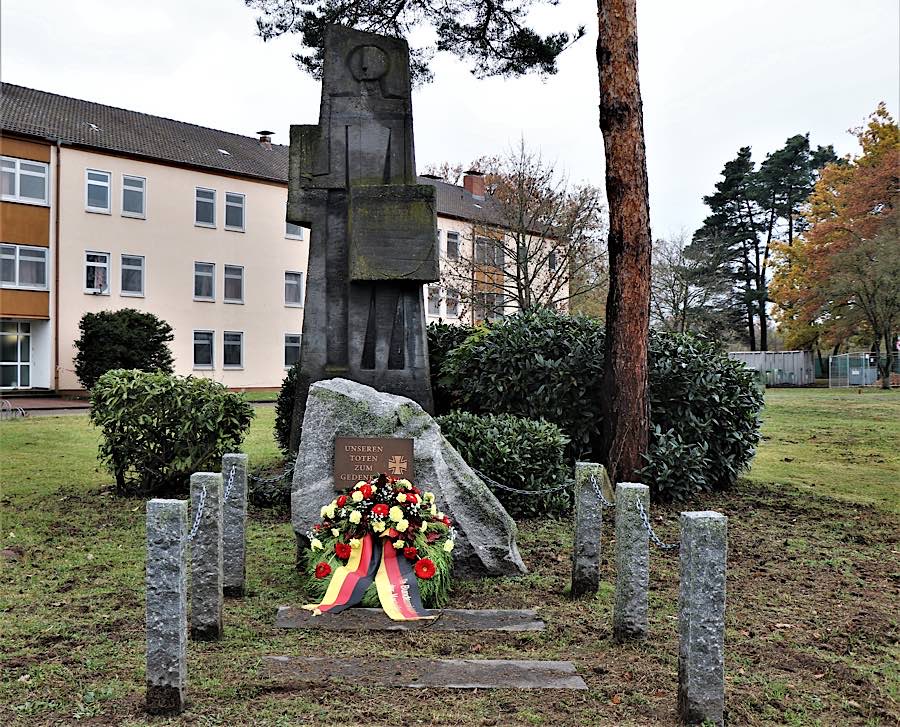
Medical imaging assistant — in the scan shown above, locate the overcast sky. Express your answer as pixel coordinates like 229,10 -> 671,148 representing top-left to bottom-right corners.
2,0 -> 897,237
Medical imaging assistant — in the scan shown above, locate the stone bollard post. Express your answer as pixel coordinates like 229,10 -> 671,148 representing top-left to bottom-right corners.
190,472 -> 223,641
678,511 -> 727,726
221,453 -> 248,597
146,499 -> 188,714
570,462 -> 607,597
613,482 -> 650,642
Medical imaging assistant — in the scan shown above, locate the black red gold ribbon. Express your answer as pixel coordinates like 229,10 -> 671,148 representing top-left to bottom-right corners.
303,534 -> 434,621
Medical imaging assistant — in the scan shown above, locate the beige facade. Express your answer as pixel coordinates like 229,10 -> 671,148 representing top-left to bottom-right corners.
55,148 -> 308,391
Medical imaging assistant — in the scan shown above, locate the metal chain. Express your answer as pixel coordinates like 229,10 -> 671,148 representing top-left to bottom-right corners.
472,467 -> 572,496
588,472 -> 615,508
635,497 -> 679,551
222,463 -> 237,501
187,482 -> 207,541
248,458 -> 297,485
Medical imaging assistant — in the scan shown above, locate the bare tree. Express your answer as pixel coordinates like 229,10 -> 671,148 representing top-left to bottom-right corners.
650,231 -> 733,336
436,142 -> 606,321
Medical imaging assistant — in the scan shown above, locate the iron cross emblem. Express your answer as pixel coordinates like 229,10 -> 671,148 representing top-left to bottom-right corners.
387,455 -> 408,476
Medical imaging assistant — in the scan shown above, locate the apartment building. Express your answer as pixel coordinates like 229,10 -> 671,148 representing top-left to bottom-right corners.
0,83 -> 540,392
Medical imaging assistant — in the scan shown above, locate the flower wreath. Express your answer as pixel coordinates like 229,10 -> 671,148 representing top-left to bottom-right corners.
300,473 -> 455,620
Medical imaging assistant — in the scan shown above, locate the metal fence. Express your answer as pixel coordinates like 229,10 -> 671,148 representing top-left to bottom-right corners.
829,352 -> 900,388
727,350 -> 815,387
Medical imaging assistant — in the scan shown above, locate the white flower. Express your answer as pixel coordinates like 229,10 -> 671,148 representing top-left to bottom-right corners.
393,540 -> 405,549
396,518 -> 409,533
396,493 -> 407,503
331,528 -> 340,537
311,538 -> 323,551
349,538 -> 361,549
349,510 -> 362,525
443,539 -> 455,553
355,480 -> 367,489
421,521 -> 428,533
351,490 -> 364,503
389,506 -> 404,522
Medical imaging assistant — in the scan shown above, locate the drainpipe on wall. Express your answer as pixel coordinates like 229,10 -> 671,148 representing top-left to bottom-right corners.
52,139 -> 62,393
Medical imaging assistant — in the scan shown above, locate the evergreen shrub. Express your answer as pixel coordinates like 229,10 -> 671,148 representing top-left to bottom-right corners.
275,362 -> 310,455
439,308 -> 764,500
437,410 -> 571,518
90,370 -> 254,496
74,309 -> 174,389
427,321 -> 477,414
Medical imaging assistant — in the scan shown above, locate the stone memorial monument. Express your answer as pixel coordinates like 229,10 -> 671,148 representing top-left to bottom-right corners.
287,24 -> 439,413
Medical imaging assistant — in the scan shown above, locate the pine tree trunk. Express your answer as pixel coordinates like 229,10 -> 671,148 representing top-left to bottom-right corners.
597,0 -> 651,483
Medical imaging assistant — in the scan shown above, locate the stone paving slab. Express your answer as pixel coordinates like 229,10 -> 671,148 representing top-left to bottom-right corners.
275,607 -> 545,631
263,656 -> 588,690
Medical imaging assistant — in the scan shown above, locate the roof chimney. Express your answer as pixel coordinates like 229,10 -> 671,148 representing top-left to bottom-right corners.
257,130 -> 274,149
463,169 -> 485,200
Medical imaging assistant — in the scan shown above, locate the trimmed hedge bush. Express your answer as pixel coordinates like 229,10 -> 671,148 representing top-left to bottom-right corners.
427,321 -> 477,414
91,370 -> 254,496
275,362 -> 310,455
438,308 -> 763,501
75,309 -> 174,389
437,410 -> 571,518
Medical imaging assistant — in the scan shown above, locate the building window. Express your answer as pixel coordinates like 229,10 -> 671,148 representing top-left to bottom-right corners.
223,331 -> 243,368
195,188 -> 216,227
225,192 -> 245,231
286,222 -> 304,240
194,262 -> 215,300
1,156 -> 49,205
446,287 -> 460,317
285,271 -> 304,307
446,231 -> 460,260
548,251 -> 558,272
122,175 -> 146,217
121,254 -> 144,296
474,291 -> 504,322
85,169 -> 111,213
1,245 -> 48,290
193,330 -> 214,368
284,334 -> 302,368
427,285 -> 441,316
224,265 -> 243,303
0,321 -> 31,389
84,251 -> 110,294
475,236 -> 504,268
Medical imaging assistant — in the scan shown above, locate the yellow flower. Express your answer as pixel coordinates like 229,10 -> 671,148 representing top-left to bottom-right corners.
371,485 -> 377,493
397,479 -> 412,489
323,505 -> 336,519
424,491 -> 435,503
311,538 -> 323,551
393,540 -> 405,549
349,511 -> 362,525
429,504 -> 437,516
331,528 -> 340,537
389,506 -> 404,522
372,520 -> 386,533
396,493 -> 407,503
349,538 -> 361,549
319,505 -> 328,517
396,518 -> 409,533
351,490 -> 364,503
443,539 -> 455,553
437,511 -> 445,520
421,521 -> 428,533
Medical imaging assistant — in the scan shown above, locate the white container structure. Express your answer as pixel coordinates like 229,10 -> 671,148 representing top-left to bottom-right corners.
727,350 -> 815,387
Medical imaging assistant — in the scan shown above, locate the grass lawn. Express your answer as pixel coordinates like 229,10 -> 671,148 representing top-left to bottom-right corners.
1,390 -> 898,726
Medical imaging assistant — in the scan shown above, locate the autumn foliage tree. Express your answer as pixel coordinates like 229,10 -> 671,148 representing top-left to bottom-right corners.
770,104 -> 900,388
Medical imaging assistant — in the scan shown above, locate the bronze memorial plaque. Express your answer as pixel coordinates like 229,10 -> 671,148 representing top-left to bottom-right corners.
333,437 -> 415,490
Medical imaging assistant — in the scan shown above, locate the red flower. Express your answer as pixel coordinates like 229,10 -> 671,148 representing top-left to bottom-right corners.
414,558 -> 436,580
403,546 -> 418,560
360,484 -> 373,499
406,493 -> 418,504
372,503 -> 389,517
314,562 -> 331,579
334,542 -> 351,560
336,495 -> 347,507
442,516 -> 451,526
